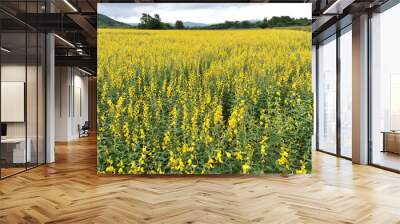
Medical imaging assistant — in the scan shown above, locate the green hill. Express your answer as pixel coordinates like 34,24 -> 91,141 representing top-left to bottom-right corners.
98,14 -> 132,28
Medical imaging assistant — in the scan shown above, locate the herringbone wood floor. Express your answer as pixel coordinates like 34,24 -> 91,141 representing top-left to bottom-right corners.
1,136 -> 400,224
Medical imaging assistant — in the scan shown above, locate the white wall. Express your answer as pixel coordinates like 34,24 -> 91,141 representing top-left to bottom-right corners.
55,67 -> 89,141
1,64 -> 25,82
1,65 -> 26,139
1,63 -> 46,164
1,65 -> 39,137
55,66 -> 70,141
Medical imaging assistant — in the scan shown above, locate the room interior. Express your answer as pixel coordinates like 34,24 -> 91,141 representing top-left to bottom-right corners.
313,0 -> 400,172
370,3 -> 400,171
0,28 -> 46,178
0,0 -> 95,179
0,0 -> 400,222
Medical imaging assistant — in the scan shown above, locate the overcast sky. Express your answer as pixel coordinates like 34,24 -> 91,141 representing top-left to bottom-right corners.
98,3 -> 311,24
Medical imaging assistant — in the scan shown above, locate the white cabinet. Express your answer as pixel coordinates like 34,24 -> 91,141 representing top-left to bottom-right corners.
1,138 -> 32,163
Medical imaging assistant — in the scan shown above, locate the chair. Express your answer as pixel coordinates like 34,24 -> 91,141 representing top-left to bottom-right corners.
79,121 -> 90,138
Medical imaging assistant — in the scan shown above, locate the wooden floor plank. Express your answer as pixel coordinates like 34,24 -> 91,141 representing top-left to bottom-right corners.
0,136 -> 399,223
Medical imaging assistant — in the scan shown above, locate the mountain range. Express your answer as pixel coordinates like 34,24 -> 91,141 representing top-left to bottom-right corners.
98,14 -> 132,28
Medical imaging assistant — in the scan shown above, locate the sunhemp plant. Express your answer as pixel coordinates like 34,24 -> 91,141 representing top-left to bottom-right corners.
97,29 -> 313,175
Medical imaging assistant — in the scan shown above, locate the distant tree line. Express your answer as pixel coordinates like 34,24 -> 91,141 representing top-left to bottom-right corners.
137,14 -> 311,30
259,16 -> 311,28
204,16 -> 311,29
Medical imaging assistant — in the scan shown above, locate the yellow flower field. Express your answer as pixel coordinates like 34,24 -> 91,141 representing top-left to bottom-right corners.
97,28 -> 312,174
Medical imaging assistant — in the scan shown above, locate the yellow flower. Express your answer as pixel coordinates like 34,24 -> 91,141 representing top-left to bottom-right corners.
282,151 -> 288,158
162,131 -> 170,149
140,129 -> 145,141
242,164 -> 251,174
107,99 -> 114,112
117,160 -> 124,167
205,135 -> 213,146
278,148 -> 289,166
176,158 -> 185,172
205,158 -> 214,169
182,144 -> 193,153
202,116 -> 211,132
228,106 -> 245,142
235,151 -> 243,161
205,92 -> 211,105
260,136 -> 268,156
107,159 -> 113,165
118,167 -> 124,174
123,122 -> 130,139
296,160 -> 307,174
166,84 -> 173,98
170,107 -> 178,127
215,150 -> 223,163
213,105 -> 223,125
117,96 -> 124,108
105,166 -> 115,174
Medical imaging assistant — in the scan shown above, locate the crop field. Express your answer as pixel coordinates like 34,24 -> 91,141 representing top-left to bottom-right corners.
97,29 -> 312,174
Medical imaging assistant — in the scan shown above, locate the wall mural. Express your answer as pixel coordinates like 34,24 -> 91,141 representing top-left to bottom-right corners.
97,3 -> 313,175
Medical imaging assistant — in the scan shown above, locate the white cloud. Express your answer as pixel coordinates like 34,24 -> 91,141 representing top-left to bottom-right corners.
98,3 -> 311,24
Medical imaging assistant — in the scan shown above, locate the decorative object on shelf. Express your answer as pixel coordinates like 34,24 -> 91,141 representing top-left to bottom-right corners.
381,131 -> 400,154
